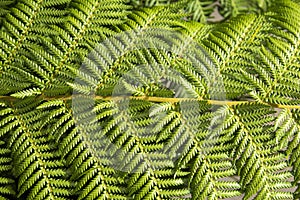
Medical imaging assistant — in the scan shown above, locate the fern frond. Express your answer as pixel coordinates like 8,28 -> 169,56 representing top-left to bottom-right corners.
129,0 -> 172,7
90,97 -> 191,199
0,0 -> 15,25
0,0 -> 70,94
38,99 -> 127,199
0,140 -> 15,199
161,101 -> 241,200
201,13 -> 271,99
8,0 -> 130,98
0,102 -> 16,199
0,0 -> 299,199
219,0 -> 271,19
70,33 -> 223,197
69,24 -> 244,197
275,109 -> 300,155
242,0 -> 300,105
69,5 -> 190,98
274,109 -> 300,193
229,103 -> 293,199
184,0 -> 215,23
1,99 -> 73,200
129,0 -> 216,23
120,6 -> 185,31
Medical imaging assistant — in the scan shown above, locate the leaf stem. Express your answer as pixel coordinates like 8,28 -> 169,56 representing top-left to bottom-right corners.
1,95 -> 300,109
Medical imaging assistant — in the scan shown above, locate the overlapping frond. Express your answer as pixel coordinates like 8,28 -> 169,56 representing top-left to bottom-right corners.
67,11 -> 228,198
10,4 -> 193,200
128,0 -> 215,23
8,0 -> 130,98
0,99 -> 72,199
274,108 -> 300,198
229,103 -> 293,199
0,0 -> 15,25
219,0 -> 271,19
0,140 -> 15,199
242,0 -> 300,106
0,0 -> 299,199
184,0 -> 215,23
37,99 -> 127,200
67,2 -> 300,198
0,0 -> 69,95
129,0 -> 173,7
201,13 -> 271,99
163,101 -> 241,200
93,98 -> 191,199
0,102 -> 15,199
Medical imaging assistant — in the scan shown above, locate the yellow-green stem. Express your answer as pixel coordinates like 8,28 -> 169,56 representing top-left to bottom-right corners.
1,95 -> 300,109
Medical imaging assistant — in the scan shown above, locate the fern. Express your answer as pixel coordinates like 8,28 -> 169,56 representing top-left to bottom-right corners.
0,0 -> 15,25
219,0 -> 300,20
0,0 -> 300,199
3,0 -> 130,98
0,102 -> 15,199
37,6 -> 192,200
247,0 -> 300,105
128,0 -> 216,23
37,99 -> 127,199
129,0 -> 172,8
184,0 -> 215,23
219,0 -> 270,19
229,103 -> 293,199
0,99 -> 72,199
0,0 -> 70,95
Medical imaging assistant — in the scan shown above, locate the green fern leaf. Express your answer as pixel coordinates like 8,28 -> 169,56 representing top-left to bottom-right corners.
1,99 -> 73,200
0,0 -> 69,94
230,103 -> 293,199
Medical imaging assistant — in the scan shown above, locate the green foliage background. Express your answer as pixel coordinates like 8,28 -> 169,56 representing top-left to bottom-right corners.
1,0 -> 300,199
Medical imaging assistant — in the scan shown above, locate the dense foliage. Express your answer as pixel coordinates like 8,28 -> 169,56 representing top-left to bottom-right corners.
0,0 -> 300,199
